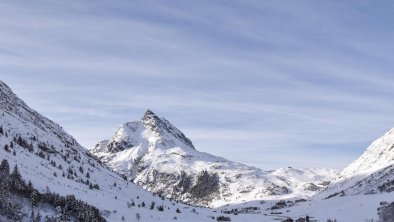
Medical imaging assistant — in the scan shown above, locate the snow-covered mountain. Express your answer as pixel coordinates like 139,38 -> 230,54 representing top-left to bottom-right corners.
90,110 -> 337,207
275,128 -> 394,222
0,80 -> 226,221
216,128 -> 394,222
3,78 -> 394,222
320,128 -> 394,198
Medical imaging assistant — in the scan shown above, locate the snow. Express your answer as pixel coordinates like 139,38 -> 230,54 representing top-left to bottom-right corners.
91,109 -> 338,207
317,127 -> 394,199
215,192 -> 386,221
1,79 -> 393,222
283,192 -> 388,221
0,80 -> 223,221
341,128 -> 394,178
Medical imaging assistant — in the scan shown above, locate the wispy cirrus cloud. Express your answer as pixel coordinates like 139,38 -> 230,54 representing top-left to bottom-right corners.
1,0 -> 394,170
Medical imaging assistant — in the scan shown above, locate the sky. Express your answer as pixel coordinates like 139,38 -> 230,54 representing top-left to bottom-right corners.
1,0 -> 394,170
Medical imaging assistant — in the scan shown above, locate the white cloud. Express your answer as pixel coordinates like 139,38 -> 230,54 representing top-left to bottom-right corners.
1,0 -> 394,169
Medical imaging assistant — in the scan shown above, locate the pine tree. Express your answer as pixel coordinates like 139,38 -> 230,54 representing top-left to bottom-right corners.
10,164 -> 24,191
34,211 -> 42,222
11,164 -> 22,182
4,144 -> 9,152
55,206 -> 64,222
0,159 -> 10,177
150,201 -> 155,210
31,189 -> 39,207
30,210 -> 36,222
61,206 -> 69,222
93,183 -> 99,190
12,202 -> 23,222
78,208 -> 86,221
135,213 -> 141,221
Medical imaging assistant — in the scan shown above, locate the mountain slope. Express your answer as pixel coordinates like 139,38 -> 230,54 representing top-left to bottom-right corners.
319,128 -> 394,198
340,128 -> 394,179
268,129 -> 394,222
0,80 -> 222,221
91,110 -> 337,207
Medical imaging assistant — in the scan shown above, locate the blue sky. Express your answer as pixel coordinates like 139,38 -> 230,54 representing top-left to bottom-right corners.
1,0 -> 394,170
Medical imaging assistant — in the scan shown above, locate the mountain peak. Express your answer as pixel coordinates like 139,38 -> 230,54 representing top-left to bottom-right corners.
144,108 -> 155,115
141,109 -> 163,130
142,109 -> 159,121
140,109 -> 195,149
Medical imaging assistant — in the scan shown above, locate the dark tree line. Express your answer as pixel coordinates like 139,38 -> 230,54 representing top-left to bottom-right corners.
14,135 -> 34,152
378,179 -> 394,193
380,201 -> 394,222
0,159 -> 23,221
189,170 -> 220,199
0,159 -> 105,222
217,216 -> 231,221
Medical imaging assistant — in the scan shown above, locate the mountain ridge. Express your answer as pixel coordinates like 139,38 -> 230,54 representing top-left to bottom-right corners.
91,109 -> 337,207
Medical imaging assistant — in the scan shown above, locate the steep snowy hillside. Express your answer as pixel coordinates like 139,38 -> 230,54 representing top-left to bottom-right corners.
0,80 -> 225,221
340,128 -> 394,179
91,110 -> 337,207
320,128 -> 394,197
